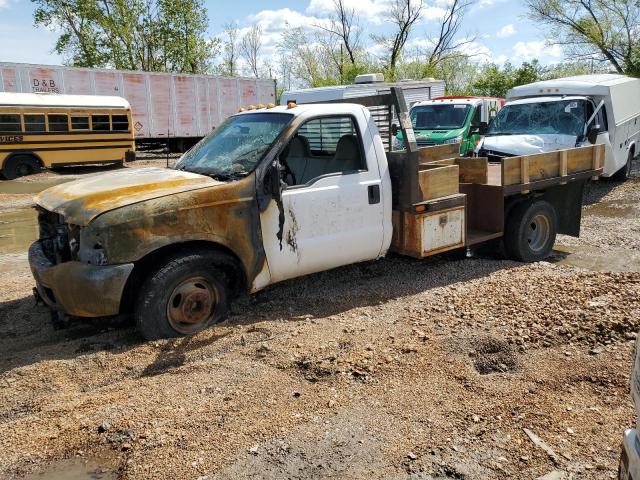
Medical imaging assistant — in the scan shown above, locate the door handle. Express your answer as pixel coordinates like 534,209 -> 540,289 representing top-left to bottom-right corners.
368,184 -> 380,204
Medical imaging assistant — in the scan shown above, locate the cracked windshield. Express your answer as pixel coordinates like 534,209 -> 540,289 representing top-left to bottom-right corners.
487,99 -> 586,137
411,104 -> 470,129
176,112 -> 292,180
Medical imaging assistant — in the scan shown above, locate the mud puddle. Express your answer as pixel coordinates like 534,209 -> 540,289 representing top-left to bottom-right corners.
551,244 -> 640,272
0,177 -> 72,195
22,451 -> 120,480
0,208 -> 38,255
585,199 -> 639,219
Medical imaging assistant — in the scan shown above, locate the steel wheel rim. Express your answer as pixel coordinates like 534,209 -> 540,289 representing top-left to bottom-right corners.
527,214 -> 550,252
166,276 -> 218,334
17,163 -> 32,176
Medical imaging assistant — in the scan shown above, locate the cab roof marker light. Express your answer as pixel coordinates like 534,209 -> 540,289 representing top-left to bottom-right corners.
287,102 -> 297,109
256,103 -> 265,109
238,107 -> 245,112
247,105 -> 256,110
267,103 -> 275,109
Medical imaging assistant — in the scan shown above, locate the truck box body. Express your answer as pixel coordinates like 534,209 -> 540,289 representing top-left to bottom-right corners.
0,62 -> 276,145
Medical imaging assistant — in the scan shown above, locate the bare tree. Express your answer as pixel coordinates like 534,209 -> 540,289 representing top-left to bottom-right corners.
314,0 -> 361,65
372,0 -> 423,79
526,0 -> 640,75
426,0 -> 474,67
219,22 -> 239,76
240,24 -> 262,78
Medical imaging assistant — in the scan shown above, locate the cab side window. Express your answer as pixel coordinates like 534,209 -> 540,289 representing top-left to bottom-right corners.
281,116 -> 365,186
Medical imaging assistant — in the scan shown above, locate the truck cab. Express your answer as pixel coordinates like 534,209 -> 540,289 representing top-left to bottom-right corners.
394,97 -> 503,155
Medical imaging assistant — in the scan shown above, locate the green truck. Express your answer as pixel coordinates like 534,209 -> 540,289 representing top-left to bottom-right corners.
394,96 -> 504,155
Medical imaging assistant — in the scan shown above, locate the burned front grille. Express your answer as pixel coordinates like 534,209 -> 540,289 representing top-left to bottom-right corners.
37,207 -> 71,264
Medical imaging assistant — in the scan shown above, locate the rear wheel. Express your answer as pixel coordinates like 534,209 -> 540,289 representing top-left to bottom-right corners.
135,250 -> 230,340
504,200 -> 557,262
614,150 -> 634,181
2,155 -> 41,180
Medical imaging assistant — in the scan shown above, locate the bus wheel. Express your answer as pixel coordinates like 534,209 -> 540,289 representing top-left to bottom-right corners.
3,155 -> 41,180
504,200 -> 557,262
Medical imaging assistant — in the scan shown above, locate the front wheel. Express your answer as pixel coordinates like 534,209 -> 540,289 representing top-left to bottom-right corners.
504,200 -> 558,262
135,250 -> 230,340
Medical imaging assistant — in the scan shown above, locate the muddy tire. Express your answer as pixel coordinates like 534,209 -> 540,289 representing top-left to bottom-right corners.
614,150 -> 634,181
135,250 -> 230,340
2,155 -> 41,180
504,200 -> 557,262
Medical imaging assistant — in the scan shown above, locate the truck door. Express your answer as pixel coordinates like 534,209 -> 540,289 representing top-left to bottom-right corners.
260,112 -> 385,283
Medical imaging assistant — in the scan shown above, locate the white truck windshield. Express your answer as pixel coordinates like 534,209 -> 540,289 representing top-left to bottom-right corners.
176,112 -> 293,180
410,104 -> 471,130
487,99 -> 587,137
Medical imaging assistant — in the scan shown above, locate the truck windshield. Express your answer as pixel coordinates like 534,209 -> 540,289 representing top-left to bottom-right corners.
176,112 -> 293,179
410,104 -> 470,130
487,99 -> 587,137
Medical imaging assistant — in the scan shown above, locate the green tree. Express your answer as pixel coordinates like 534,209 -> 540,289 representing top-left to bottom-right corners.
473,61 -> 544,97
526,0 -> 640,76
33,0 -> 216,73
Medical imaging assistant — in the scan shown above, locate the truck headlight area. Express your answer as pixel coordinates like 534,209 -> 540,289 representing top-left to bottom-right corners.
78,228 -> 109,266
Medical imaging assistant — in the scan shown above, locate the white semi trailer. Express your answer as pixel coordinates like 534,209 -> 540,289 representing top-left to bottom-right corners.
0,62 -> 276,152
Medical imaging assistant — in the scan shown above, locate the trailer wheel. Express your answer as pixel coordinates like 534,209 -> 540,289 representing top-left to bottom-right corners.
504,200 -> 557,262
2,155 -> 41,180
135,250 -> 230,340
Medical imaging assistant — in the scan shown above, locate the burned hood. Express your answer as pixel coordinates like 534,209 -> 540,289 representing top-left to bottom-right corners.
481,134 -> 578,156
35,167 -> 219,226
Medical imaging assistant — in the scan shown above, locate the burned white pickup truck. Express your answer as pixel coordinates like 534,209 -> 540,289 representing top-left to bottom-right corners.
29,89 -> 603,339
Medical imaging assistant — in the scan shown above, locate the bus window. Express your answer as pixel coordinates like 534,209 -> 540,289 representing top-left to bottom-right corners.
48,114 -> 69,132
112,114 -> 129,131
71,115 -> 90,131
24,114 -> 46,133
92,115 -> 110,131
0,114 -> 21,132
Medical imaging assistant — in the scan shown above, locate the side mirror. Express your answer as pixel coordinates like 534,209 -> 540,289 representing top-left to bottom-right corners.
267,160 -> 283,199
587,125 -> 600,144
391,123 -> 399,136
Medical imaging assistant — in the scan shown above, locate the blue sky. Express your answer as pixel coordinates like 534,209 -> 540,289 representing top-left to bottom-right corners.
0,0 -> 564,68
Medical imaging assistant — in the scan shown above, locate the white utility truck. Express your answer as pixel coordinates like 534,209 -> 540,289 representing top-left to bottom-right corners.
477,74 -> 640,179
29,89 -> 602,340
619,335 -> 640,479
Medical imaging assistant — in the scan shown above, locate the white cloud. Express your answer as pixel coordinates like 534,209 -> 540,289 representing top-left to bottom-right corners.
512,40 -> 563,62
0,0 -> 10,8
306,0 -> 390,25
496,24 -> 516,38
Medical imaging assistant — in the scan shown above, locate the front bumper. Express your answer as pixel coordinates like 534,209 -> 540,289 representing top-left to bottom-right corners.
620,429 -> 640,480
29,241 -> 134,317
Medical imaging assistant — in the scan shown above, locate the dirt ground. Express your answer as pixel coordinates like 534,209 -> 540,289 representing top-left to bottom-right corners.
0,158 -> 639,480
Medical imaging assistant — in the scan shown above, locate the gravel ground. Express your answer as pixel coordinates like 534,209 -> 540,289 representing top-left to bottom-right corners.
0,160 -> 638,480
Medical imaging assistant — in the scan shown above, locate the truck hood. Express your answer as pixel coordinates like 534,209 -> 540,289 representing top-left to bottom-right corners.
480,134 -> 578,156
35,167 -> 218,226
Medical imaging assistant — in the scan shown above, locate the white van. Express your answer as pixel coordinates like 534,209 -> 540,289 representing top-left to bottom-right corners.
477,74 -> 640,179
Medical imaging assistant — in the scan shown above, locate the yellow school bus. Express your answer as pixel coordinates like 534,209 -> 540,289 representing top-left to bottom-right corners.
0,93 -> 136,179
